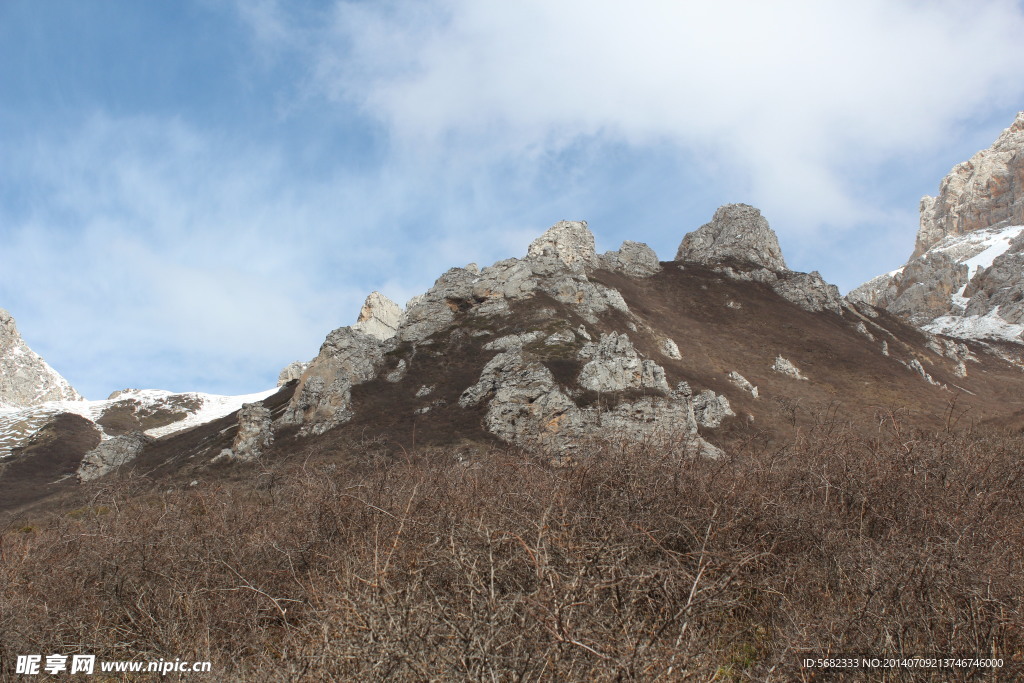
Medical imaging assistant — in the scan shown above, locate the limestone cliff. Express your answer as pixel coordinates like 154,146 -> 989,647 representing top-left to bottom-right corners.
0,308 -> 82,408
915,112 -> 1024,257
850,112 -> 1024,343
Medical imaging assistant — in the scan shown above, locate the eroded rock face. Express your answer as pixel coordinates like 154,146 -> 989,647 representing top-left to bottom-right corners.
458,349 -> 702,451
78,432 -> 154,481
771,271 -> 843,314
676,204 -> 787,271
600,241 -> 661,277
850,114 -> 1024,343
1,308 -> 82,408
526,220 -> 597,271
277,361 -> 310,387
727,371 -> 758,398
692,390 -> 734,428
577,333 -> 671,394
915,112 -> 1024,257
675,206 -> 844,315
229,403 -> 273,461
962,234 -> 1024,324
281,328 -> 388,435
354,291 -> 402,341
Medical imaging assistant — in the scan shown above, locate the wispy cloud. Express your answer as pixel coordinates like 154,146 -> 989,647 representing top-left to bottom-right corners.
302,0 -> 1024,227
4,1 -> 1023,398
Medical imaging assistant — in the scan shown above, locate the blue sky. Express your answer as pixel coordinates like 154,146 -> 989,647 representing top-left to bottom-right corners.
2,0 -> 1023,399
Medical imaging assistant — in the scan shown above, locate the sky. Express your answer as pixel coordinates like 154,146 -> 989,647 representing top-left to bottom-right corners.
2,0 -> 1023,400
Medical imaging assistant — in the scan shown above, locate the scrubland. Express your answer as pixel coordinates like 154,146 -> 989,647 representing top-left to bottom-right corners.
2,416 -> 1023,680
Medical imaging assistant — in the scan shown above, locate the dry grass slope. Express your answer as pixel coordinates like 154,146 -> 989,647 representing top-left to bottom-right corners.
2,417 -> 1023,680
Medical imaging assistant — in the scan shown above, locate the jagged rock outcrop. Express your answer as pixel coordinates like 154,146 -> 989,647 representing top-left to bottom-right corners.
676,204 -> 787,271
771,356 -> 808,380
961,233 -> 1024,324
577,333 -> 671,394
771,271 -> 843,314
526,220 -> 596,271
727,371 -> 758,398
600,241 -> 661,277
458,349 -> 706,452
1,308 -> 82,408
915,112 -> 1024,257
852,113 -> 1024,343
659,338 -> 682,360
692,390 -> 734,428
281,327 -> 388,435
354,291 -> 402,340
277,361 -> 310,386
225,402 -> 273,461
676,206 -> 842,314
78,431 -> 154,481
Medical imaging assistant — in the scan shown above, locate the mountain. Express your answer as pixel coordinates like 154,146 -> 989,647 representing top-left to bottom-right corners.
7,202 -> 1024,516
850,112 -> 1024,343
0,308 -> 82,408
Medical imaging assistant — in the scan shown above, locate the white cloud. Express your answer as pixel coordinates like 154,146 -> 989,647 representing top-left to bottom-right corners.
305,0 -> 1024,232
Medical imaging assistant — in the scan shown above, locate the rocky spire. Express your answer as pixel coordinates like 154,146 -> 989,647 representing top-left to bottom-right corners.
526,220 -> 596,271
915,111 -> 1024,257
0,308 -> 82,407
354,291 -> 402,341
675,204 -> 787,271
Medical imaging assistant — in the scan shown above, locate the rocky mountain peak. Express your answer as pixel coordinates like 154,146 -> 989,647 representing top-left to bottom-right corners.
675,203 -> 787,272
354,291 -> 402,341
1,308 -> 82,408
526,220 -> 596,271
914,111 -> 1024,257
851,112 -> 1024,343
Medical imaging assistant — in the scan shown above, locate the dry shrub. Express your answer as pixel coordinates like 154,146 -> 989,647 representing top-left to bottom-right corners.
2,417 -> 1023,680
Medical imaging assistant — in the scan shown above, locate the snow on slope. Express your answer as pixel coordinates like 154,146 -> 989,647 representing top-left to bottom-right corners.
932,225 -> 1024,308
0,387 -> 276,460
924,307 -> 1024,342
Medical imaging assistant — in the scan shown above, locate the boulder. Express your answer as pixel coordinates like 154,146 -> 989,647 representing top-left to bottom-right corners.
676,204 -> 787,271
600,241 -> 661,277
230,402 -> 273,461
78,432 -> 154,481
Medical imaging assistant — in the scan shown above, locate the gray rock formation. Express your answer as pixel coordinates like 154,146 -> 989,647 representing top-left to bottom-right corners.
281,327 -> 388,435
228,402 -> 273,461
1,308 -> 82,408
692,390 -> 735,428
577,333 -> 671,394
676,206 -> 845,315
915,112 -> 1024,257
354,291 -> 402,341
600,241 -> 661,277
659,337 -> 682,360
277,361 -> 310,387
78,432 -> 154,481
961,233 -> 1024,324
727,371 -> 758,398
676,204 -> 787,271
458,349 -> 705,452
526,220 -> 597,271
771,356 -> 808,380
771,271 -> 843,314
852,113 -> 1024,343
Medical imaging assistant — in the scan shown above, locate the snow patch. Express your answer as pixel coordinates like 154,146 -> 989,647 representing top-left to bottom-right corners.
924,307 -> 1024,342
0,387 -> 277,460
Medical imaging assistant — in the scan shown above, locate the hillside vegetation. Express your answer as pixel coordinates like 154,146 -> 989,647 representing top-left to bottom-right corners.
2,415 -> 1022,681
